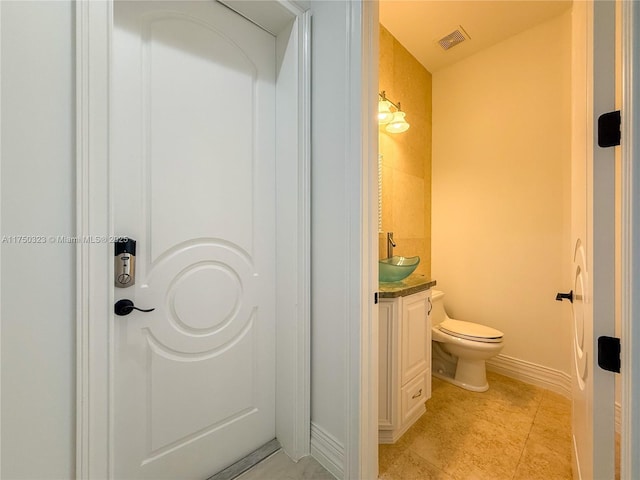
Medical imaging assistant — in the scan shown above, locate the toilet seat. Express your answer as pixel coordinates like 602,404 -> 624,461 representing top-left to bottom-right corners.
438,318 -> 503,343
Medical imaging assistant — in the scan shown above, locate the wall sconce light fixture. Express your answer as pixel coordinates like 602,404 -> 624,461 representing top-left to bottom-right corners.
378,91 -> 410,133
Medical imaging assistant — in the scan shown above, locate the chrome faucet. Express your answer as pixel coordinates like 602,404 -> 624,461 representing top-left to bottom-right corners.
387,232 -> 396,259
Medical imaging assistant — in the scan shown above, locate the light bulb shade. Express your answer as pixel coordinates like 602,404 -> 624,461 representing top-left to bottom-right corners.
385,111 -> 410,133
378,100 -> 394,124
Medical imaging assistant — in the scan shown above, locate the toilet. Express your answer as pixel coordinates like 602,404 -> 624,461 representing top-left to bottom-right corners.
431,290 -> 504,392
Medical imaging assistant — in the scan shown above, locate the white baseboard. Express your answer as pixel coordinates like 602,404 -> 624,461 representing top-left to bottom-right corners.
487,354 -> 623,434
310,422 -> 343,480
486,354 -> 572,399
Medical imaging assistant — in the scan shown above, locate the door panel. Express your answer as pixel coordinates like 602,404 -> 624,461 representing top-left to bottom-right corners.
112,2 -> 276,478
570,1 -> 616,478
572,241 -> 587,388
145,15 -> 256,261
401,292 -> 428,385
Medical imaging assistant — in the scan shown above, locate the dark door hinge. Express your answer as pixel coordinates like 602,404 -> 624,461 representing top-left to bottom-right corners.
374,292 -> 379,305
597,336 -> 620,373
598,110 -> 621,147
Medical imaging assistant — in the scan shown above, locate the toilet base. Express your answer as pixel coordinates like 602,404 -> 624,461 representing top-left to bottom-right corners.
431,372 -> 489,393
432,369 -> 489,393
432,341 -> 491,392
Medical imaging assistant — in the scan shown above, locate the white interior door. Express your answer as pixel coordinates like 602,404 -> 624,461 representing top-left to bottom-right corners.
112,2 -> 276,478
570,1 -> 616,479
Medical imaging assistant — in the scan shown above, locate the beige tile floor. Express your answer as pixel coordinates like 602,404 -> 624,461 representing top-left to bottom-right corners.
237,371 -> 619,480
380,372 -> 574,480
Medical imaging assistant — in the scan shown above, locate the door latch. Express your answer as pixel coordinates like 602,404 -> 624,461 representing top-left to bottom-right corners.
115,238 -> 136,288
114,299 -> 155,316
555,290 -> 573,303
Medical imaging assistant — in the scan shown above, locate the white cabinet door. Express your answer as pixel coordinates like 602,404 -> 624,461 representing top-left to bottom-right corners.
401,291 -> 429,385
378,300 -> 397,428
401,372 -> 428,424
379,289 -> 432,444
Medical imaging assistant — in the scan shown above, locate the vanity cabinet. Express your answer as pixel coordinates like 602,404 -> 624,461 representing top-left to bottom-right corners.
378,289 -> 432,444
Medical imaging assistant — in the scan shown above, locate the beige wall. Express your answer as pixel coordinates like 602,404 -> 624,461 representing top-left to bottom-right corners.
379,25 -> 432,277
432,13 -> 573,372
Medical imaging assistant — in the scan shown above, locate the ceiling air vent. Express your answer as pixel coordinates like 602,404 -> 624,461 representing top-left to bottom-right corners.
437,26 -> 470,51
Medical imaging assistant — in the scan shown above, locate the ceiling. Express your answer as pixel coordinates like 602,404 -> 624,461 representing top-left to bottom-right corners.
379,0 -> 572,73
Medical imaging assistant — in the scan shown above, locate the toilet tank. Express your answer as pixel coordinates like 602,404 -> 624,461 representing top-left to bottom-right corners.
430,290 -> 448,325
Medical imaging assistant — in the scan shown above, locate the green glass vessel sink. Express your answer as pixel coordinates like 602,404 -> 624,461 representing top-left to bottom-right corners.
379,256 -> 420,283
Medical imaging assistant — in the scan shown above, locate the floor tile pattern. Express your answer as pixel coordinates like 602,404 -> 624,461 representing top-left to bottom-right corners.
379,372 -> 573,480
236,451 -> 335,480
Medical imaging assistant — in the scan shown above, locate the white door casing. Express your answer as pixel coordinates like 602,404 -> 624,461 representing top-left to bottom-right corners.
76,1 -> 311,478
570,1 -> 616,479
620,2 -> 640,479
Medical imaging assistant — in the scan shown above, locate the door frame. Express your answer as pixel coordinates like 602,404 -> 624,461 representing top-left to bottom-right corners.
621,1 -> 640,479
345,1 -> 379,479
356,1 -> 640,479
75,1 -> 311,478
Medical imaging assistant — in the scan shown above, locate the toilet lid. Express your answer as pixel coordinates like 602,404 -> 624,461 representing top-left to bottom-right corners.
439,319 -> 503,343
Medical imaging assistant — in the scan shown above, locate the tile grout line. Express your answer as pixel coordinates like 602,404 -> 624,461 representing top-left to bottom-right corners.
380,376 -> 572,480
510,390 -> 546,480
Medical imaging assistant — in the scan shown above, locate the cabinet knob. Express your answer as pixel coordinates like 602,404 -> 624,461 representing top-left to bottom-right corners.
412,388 -> 423,399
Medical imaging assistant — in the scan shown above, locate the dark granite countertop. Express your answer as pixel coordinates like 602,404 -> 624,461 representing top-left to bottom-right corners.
379,274 -> 436,298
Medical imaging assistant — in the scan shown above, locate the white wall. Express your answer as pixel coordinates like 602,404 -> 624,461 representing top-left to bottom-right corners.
432,12 -> 573,374
309,1 -> 370,478
1,1 -> 76,479
309,0 -> 349,460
